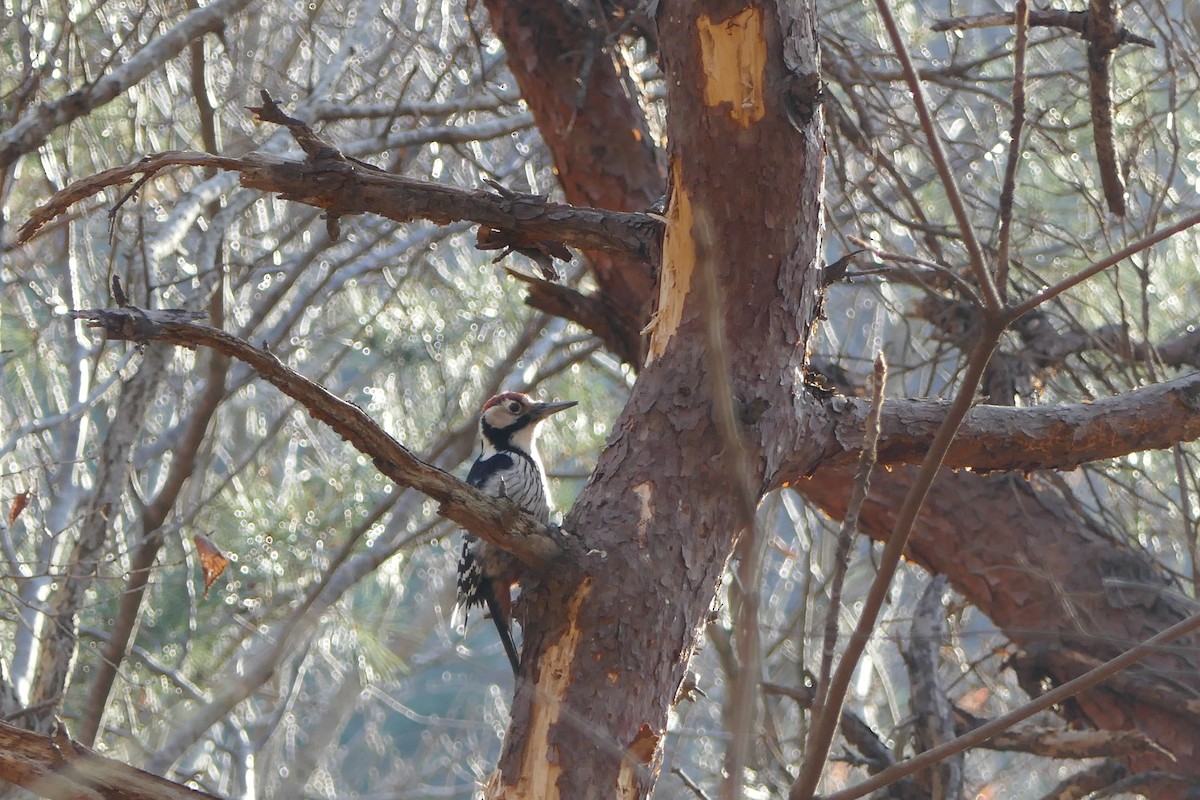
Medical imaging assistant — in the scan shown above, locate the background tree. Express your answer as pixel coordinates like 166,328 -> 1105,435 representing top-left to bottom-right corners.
2,0 -> 1200,799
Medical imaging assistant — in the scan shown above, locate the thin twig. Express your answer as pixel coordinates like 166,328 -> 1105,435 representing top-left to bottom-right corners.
995,0 -> 1029,302
791,327 -> 1002,800
674,767 -> 716,800
823,610 -> 1200,800
929,10 -> 1155,48
813,354 -> 887,714
870,0 -> 1001,314
1005,210 -> 1200,321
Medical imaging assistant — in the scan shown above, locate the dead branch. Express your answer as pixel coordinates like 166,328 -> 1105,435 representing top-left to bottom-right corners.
761,683 -> 925,800
797,370 -> 1200,477
15,92 -> 662,265
0,720 -> 222,800
822,611 -> 1200,800
66,305 -> 564,571
931,3 -> 1152,217
505,268 -> 641,365
929,9 -> 1155,48
1087,0 -> 1127,216
958,717 -> 1168,760
1038,760 -> 1127,800
901,576 -> 963,800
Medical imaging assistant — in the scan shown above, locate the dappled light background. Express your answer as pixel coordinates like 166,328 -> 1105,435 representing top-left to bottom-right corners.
2,0 -> 1199,797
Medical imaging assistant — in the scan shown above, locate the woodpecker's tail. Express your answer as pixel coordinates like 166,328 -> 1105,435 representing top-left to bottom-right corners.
481,583 -> 520,676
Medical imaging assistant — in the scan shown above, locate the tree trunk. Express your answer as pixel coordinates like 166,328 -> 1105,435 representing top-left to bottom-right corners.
488,0 -> 1200,791
488,3 -> 825,796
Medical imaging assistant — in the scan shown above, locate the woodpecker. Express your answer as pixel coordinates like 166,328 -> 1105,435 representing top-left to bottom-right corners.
454,391 -> 576,673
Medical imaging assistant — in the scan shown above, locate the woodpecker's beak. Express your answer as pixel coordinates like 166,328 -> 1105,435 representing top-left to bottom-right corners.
529,399 -> 577,420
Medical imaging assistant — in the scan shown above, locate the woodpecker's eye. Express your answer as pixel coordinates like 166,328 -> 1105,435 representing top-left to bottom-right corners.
508,401 -> 522,414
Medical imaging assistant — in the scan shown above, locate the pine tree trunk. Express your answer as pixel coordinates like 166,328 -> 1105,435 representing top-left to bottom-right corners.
487,3 -> 826,796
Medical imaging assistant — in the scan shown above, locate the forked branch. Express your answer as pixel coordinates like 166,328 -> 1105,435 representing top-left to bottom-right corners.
15,91 -> 663,266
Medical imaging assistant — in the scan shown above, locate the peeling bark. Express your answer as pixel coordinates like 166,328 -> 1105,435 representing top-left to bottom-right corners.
487,2 -> 826,795
489,1 -> 1200,790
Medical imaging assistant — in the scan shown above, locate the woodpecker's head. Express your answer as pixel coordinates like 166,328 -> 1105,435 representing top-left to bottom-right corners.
479,392 -> 576,454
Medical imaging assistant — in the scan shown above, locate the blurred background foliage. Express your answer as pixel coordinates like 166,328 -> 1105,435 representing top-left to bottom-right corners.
2,0 -> 1199,797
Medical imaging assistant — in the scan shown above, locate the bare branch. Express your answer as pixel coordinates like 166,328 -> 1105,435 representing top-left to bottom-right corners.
792,320 -> 1004,800
869,0 -> 1001,314
1039,761 -> 1127,800
901,577 -> 963,800
0,0 -> 255,172
963,719 -> 1167,760
1087,0 -> 1128,216
803,370 -> 1200,475
929,10 -> 1155,48
0,720 -> 221,800
814,355 -> 886,713
14,148 -> 660,263
505,269 -> 641,364
66,306 -> 563,570
994,0 -> 1029,301
822,610 -> 1200,800
1006,211 -> 1200,322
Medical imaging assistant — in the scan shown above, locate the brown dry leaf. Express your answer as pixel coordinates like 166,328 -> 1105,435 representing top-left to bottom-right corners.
9,491 -> 31,525
958,685 -> 992,715
193,533 -> 230,598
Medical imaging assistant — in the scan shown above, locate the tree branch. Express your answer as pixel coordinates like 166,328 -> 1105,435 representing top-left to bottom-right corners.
958,716 -> 1168,760
929,9 -> 1155,49
1086,0 -> 1128,216
15,148 -> 660,263
0,0 -> 255,172
505,268 -> 642,364
14,89 -> 661,268
796,371 -> 1200,477
823,610 -> 1200,800
0,720 -> 221,800
901,577 -> 962,799
66,306 -> 564,570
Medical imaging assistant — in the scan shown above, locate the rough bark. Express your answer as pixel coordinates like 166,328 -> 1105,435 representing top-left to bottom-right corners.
17,150 -> 661,264
488,2 -> 1200,790
486,3 -> 825,796
809,372 -> 1200,472
484,0 -> 664,364
0,721 -> 220,800
800,466 -> 1200,777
